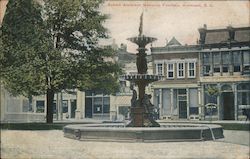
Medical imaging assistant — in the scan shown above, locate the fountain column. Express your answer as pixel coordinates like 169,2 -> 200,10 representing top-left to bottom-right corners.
121,13 -> 163,127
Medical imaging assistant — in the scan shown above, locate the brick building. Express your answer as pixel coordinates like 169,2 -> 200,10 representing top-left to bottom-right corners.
151,37 -> 200,120
199,25 -> 250,120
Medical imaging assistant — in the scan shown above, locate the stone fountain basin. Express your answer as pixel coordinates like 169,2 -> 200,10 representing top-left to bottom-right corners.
63,123 -> 224,142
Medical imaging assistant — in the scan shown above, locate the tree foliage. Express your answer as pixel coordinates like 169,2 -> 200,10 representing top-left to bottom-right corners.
1,0 -> 48,97
0,0 -> 121,123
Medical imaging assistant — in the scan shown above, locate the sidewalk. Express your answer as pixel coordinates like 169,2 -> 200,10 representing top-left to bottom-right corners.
1,130 -> 249,159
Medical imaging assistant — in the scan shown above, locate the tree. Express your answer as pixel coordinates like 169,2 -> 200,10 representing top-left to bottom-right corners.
0,0 -> 48,105
1,0 -> 120,123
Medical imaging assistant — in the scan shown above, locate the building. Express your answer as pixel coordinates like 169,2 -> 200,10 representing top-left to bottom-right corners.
198,25 -> 250,120
151,37 -> 201,120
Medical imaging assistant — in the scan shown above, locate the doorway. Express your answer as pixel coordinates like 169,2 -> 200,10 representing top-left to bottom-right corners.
222,92 -> 234,120
177,89 -> 187,119
179,101 -> 187,119
70,100 -> 76,118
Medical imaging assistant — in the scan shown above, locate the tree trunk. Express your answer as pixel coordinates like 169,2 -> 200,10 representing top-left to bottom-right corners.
46,89 -> 54,123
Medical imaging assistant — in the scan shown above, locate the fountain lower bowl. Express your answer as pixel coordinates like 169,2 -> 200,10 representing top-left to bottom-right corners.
63,123 -> 224,142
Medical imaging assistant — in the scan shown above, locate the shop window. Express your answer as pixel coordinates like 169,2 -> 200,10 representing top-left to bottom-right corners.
237,83 -> 250,109
189,89 -> 198,115
62,100 -> 68,113
36,100 -> 45,113
103,97 -> 110,113
190,107 -> 198,115
93,97 -> 102,114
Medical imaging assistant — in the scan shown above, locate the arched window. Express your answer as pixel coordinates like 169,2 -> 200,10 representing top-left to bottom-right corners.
221,84 -> 232,92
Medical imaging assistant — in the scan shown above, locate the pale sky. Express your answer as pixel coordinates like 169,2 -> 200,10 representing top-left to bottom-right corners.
1,0 -> 249,53
100,0 -> 250,53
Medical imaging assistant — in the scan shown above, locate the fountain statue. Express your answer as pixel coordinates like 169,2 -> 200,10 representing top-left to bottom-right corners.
122,13 -> 162,127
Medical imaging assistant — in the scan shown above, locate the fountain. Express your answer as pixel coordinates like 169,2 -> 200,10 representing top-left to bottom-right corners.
121,13 -> 162,127
63,13 -> 224,142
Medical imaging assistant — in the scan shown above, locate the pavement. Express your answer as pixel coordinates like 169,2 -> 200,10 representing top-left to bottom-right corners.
1,130 -> 249,159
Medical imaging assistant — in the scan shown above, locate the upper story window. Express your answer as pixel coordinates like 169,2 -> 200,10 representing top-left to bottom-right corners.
213,52 -> 221,73
203,53 -> 211,76
177,62 -> 185,78
233,51 -> 241,72
203,53 -> 211,64
222,52 -> 229,73
156,63 -> 163,75
188,62 -> 196,78
243,50 -> 250,65
167,63 -> 174,79
243,50 -> 250,74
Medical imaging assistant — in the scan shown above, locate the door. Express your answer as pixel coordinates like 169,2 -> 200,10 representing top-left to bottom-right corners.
179,101 -> 187,119
85,98 -> 92,118
70,100 -> 76,118
222,92 -> 234,120
178,89 -> 187,119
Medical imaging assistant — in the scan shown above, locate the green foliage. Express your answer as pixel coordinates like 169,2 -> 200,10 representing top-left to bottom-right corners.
0,0 -> 48,97
42,0 -> 120,93
206,85 -> 220,97
1,0 -> 121,98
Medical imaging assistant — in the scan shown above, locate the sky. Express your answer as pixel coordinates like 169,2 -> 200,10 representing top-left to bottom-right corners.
100,0 -> 250,53
1,0 -> 249,53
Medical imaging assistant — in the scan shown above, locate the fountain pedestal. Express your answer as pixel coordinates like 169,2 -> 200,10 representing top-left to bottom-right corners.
129,107 -> 144,127
121,35 -> 163,127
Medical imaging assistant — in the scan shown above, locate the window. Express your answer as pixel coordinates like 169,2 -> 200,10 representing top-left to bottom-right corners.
203,53 -> 211,76
103,97 -> 110,113
156,63 -> 163,75
93,97 -> 102,114
62,100 -> 68,113
188,62 -> 196,78
177,63 -> 185,78
36,101 -> 45,113
243,50 -> 250,65
167,63 -> 174,79
222,52 -> 229,73
189,89 -> 198,115
233,51 -> 241,72
213,52 -> 221,73
203,53 -> 211,64
237,83 -> 250,107
203,65 -> 210,76
243,50 -> 250,74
